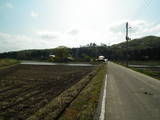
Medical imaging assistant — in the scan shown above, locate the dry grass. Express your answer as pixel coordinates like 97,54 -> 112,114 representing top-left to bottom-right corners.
0,59 -> 19,68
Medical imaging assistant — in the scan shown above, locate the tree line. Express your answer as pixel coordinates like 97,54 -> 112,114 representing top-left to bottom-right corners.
0,36 -> 160,62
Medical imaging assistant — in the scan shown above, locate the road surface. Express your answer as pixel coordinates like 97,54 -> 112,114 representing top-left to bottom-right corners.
105,62 -> 160,120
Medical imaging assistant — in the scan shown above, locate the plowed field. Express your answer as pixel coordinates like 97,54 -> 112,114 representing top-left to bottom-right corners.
0,64 -> 93,120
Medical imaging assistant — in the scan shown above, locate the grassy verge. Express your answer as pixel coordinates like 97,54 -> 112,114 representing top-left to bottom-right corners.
0,59 -> 19,68
59,64 -> 107,120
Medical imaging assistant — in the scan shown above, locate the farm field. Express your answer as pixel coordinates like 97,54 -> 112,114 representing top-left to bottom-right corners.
127,61 -> 160,80
116,60 -> 160,66
132,67 -> 160,80
115,61 -> 160,80
0,64 -> 93,120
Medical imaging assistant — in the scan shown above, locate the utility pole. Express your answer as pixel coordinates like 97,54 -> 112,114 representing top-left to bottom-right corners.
126,22 -> 129,67
95,45 -> 97,59
76,47 -> 79,61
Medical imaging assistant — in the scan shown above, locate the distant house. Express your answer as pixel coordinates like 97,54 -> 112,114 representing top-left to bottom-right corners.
49,55 -> 56,58
67,56 -> 74,61
97,56 -> 105,62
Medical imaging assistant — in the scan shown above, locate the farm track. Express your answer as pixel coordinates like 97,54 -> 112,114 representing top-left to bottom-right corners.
0,64 -> 93,120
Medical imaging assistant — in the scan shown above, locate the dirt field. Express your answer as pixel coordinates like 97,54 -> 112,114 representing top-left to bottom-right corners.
0,64 -> 93,120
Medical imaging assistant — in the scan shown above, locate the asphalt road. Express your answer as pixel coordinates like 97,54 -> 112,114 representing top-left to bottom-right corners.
105,62 -> 160,120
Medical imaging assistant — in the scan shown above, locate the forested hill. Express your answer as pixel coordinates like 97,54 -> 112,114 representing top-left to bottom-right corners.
0,36 -> 160,61
110,36 -> 160,60
112,36 -> 160,50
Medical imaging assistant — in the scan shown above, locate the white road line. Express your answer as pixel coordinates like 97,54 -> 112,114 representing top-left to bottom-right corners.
99,74 -> 108,120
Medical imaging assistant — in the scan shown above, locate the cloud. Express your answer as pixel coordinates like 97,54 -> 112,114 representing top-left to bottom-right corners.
30,11 -> 39,18
0,32 -> 45,53
37,31 -> 61,40
67,28 -> 79,36
147,24 -> 160,35
108,20 -> 160,41
36,27 -> 107,47
0,31 -> 78,53
1,20 -> 160,53
5,3 -> 14,8
109,21 -> 126,33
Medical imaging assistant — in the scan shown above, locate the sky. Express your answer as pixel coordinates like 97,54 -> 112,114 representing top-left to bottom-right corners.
0,0 -> 160,53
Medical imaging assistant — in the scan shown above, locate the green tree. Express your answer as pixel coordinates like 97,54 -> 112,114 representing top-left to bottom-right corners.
54,46 -> 71,62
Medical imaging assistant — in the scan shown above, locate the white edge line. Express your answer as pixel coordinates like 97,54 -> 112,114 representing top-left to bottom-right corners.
99,74 -> 107,120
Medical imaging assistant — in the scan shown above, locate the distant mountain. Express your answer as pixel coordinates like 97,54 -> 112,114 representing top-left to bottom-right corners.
110,36 -> 160,60
112,36 -> 160,50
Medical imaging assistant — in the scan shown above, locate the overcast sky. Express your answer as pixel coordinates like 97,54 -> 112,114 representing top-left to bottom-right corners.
0,0 -> 160,53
